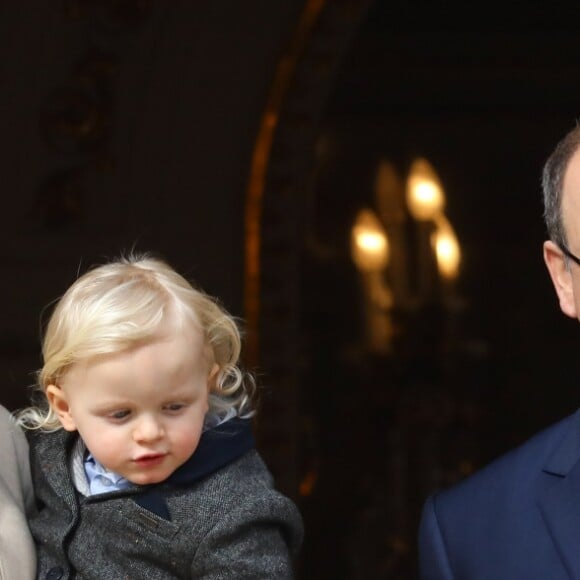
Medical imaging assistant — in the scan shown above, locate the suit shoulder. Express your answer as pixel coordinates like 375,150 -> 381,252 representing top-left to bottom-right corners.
434,410 -> 578,507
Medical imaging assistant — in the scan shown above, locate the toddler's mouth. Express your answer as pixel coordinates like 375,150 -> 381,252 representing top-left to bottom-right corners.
134,453 -> 166,467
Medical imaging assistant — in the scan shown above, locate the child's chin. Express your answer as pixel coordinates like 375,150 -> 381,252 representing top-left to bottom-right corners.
128,471 -> 168,486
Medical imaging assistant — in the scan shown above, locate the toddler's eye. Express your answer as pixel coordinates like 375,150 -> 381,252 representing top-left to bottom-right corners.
164,403 -> 185,412
108,410 -> 130,421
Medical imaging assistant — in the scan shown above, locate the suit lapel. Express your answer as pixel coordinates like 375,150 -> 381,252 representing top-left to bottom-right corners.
538,410 -> 580,579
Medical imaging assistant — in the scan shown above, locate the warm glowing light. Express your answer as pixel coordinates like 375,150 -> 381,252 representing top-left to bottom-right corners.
414,182 -> 440,205
406,158 -> 445,221
351,209 -> 389,272
358,232 -> 386,253
432,217 -> 461,280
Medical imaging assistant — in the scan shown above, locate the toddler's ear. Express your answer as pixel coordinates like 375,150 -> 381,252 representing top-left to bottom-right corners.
46,385 -> 77,431
207,364 -> 219,391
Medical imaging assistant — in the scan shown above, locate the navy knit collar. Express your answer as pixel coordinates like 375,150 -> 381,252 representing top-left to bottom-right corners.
166,417 -> 255,486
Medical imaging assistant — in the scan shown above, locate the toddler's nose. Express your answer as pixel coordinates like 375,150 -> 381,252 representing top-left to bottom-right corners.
133,416 -> 164,442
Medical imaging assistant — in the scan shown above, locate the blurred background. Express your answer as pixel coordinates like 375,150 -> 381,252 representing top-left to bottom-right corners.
2,1 -> 580,578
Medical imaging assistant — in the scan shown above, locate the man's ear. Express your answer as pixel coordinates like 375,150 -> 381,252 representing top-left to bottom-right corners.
46,385 -> 77,432
543,240 -> 578,319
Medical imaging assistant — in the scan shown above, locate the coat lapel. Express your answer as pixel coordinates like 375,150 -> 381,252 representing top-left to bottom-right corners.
30,429 -> 79,513
538,410 -> 580,579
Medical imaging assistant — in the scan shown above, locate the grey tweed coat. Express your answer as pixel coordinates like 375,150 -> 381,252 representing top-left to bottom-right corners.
28,419 -> 303,579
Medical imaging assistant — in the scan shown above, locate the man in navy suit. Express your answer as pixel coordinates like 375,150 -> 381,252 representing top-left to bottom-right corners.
419,124 -> 580,580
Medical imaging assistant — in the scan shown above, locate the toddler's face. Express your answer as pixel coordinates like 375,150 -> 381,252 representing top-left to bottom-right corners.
47,322 -> 216,485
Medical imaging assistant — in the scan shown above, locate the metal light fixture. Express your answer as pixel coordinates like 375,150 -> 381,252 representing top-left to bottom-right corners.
351,208 -> 393,352
351,157 -> 462,353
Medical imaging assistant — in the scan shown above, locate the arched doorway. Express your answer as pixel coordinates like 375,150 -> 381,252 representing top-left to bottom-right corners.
249,1 -> 580,577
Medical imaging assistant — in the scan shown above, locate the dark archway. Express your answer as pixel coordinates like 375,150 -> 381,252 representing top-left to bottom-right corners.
253,1 -> 580,578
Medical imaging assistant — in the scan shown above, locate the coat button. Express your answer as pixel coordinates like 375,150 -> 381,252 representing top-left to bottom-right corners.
46,566 -> 64,580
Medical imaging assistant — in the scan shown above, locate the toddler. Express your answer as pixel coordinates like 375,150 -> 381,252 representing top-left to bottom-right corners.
18,253 -> 303,579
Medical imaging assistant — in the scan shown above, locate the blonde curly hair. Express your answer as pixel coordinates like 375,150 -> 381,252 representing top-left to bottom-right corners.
17,253 -> 255,431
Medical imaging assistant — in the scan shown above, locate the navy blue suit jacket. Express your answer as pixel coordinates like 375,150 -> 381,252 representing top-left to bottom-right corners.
419,409 -> 580,579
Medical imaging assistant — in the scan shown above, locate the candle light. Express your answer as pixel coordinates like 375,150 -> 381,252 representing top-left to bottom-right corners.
406,158 -> 445,221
